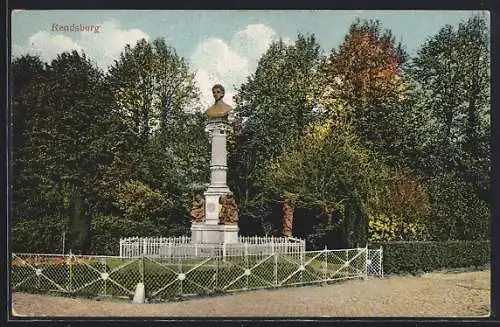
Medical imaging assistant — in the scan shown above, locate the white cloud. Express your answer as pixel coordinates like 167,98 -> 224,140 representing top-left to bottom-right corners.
11,43 -> 28,58
231,24 -> 278,60
12,19 -> 149,70
12,31 -> 83,62
79,19 -> 149,69
192,37 -> 250,82
283,37 -> 295,46
191,24 -> 288,109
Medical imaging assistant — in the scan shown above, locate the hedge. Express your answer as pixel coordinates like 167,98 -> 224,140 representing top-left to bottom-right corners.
370,241 -> 490,274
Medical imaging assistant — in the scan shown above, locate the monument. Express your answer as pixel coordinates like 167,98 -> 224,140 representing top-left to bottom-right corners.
190,84 -> 239,244
120,85 -> 306,259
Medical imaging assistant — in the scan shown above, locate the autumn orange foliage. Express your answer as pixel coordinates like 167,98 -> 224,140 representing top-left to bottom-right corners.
327,29 -> 402,107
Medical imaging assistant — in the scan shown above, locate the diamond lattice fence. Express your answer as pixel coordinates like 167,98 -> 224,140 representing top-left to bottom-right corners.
12,248 -> 383,301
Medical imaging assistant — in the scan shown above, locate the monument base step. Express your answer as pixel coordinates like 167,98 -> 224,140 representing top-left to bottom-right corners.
191,223 -> 239,244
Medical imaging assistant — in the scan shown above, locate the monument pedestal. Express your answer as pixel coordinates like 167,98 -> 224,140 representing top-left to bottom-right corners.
218,224 -> 239,243
191,223 -> 239,244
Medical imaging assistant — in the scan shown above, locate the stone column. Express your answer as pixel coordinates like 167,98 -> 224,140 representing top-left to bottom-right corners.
204,118 -> 231,226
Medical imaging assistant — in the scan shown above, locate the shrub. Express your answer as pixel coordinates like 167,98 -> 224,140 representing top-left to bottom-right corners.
370,240 -> 490,274
368,213 -> 429,242
12,216 -> 67,253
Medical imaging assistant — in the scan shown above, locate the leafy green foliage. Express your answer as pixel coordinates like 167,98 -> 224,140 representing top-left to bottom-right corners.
368,213 -> 428,243
407,15 -> 490,197
96,38 -> 209,240
403,15 -> 490,241
12,51 -> 110,253
112,180 -> 174,227
230,34 -> 324,209
12,215 -> 67,253
367,168 -> 431,242
373,241 -> 490,274
90,214 -> 155,255
260,118 -> 384,247
424,173 -> 489,241
11,39 -> 205,253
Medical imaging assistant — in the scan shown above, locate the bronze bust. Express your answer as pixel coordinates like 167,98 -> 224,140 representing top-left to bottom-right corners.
206,84 -> 232,119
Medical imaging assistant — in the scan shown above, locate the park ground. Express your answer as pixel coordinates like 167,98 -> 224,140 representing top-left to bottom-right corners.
11,269 -> 490,318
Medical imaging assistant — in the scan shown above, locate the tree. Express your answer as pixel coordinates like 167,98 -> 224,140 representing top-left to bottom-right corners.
408,15 -> 490,199
405,15 -> 490,240
259,109 -> 389,247
11,51 -> 110,253
11,55 -> 45,152
12,39 -> 208,253
11,55 -> 47,225
106,38 -> 198,146
230,34 -> 324,213
102,38 -> 206,237
326,19 -> 409,153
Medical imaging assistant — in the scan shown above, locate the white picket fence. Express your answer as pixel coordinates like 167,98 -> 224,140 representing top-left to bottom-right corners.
119,235 -> 306,260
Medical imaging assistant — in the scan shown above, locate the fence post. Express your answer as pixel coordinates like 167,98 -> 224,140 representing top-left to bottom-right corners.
178,257 -> 183,296
274,251 -> 278,287
141,254 -> 145,283
380,246 -> 384,277
246,250 -> 249,290
103,257 -> 108,296
215,254 -> 220,292
324,246 -> 328,284
168,242 -> 172,263
363,247 -> 368,280
68,250 -> 73,294
300,247 -> 304,284
346,249 -> 349,275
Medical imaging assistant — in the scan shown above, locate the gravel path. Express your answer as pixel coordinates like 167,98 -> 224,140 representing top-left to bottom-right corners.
11,269 -> 490,318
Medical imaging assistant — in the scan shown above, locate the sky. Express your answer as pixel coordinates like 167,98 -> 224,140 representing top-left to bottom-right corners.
11,10 -> 489,109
